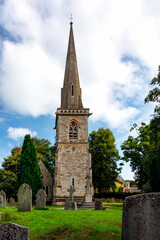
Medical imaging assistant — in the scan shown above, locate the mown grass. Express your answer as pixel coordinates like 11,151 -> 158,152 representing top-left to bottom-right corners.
0,204 -> 122,240
103,203 -> 123,208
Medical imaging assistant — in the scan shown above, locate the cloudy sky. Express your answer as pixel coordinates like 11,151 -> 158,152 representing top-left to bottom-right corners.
0,0 -> 159,180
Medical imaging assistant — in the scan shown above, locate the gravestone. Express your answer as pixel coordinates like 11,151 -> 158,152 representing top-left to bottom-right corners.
84,175 -> 92,202
0,223 -> 30,240
95,200 -> 103,210
36,189 -> 47,208
9,197 -> 16,206
122,193 -> 160,240
0,190 -> 6,207
0,212 -> 2,220
18,183 -> 32,212
65,185 -> 77,210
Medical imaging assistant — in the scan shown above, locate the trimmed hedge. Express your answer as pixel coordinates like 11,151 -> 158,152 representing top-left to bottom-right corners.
94,192 -> 141,200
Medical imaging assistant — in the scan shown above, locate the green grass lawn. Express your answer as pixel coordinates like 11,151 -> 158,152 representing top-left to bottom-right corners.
103,203 -> 123,208
0,204 -> 122,240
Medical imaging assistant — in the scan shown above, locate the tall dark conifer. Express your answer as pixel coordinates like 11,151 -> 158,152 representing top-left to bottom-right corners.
19,134 -> 42,198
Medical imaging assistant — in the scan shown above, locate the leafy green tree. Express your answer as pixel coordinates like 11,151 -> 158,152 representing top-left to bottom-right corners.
0,147 -> 21,197
144,65 -> 160,109
19,135 -> 43,198
144,66 -> 160,191
121,123 -> 150,189
0,169 -> 18,197
32,137 -> 55,175
89,128 -> 120,193
0,137 -> 55,198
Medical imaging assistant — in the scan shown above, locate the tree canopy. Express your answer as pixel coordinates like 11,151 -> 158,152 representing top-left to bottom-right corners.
89,128 -> 120,193
0,137 -> 55,198
121,123 -> 150,189
144,66 -> 160,191
121,65 -> 160,191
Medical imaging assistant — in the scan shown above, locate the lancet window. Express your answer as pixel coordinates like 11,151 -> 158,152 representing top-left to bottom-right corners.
69,122 -> 78,139
71,84 -> 74,96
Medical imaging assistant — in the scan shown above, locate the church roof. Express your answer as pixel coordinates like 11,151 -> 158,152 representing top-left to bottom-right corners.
61,22 -> 83,109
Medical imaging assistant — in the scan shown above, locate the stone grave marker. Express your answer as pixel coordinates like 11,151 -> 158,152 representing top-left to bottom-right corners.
9,197 -> 16,206
122,193 -> 160,240
36,189 -> 47,208
84,175 -> 92,202
0,223 -> 30,240
18,183 -> 32,212
0,190 -> 6,207
95,200 -> 103,210
65,185 -> 77,210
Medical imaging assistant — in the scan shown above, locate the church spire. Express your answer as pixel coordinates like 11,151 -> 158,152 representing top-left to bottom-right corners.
61,22 -> 83,109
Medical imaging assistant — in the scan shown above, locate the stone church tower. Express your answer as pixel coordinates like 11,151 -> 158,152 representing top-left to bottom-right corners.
53,21 -> 93,205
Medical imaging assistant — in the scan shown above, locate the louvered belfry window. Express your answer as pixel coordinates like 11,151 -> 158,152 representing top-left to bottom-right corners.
69,122 -> 77,139
71,84 -> 74,96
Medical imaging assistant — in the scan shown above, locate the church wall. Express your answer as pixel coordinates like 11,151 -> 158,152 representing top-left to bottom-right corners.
53,114 -> 92,203
56,115 -> 89,143
55,143 -> 90,197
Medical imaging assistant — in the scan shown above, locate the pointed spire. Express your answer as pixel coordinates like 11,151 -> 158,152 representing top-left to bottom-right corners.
61,22 -> 83,109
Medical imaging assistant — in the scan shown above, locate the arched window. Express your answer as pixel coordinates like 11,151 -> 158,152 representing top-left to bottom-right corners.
71,84 -> 74,96
69,122 -> 78,139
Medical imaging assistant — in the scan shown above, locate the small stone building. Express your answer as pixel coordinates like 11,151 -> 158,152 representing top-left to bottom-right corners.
38,160 -> 52,202
115,176 -> 125,188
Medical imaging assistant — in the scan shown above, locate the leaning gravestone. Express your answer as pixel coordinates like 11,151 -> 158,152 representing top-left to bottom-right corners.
0,190 -> 6,207
18,183 -> 32,212
36,189 -> 47,208
122,193 -> 160,240
0,223 -> 30,240
65,185 -> 77,210
9,197 -> 16,206
95,200 -> 103,210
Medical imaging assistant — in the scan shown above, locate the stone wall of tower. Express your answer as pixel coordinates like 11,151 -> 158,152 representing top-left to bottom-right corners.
53,114 -> 93,205
57,115 -> 88,142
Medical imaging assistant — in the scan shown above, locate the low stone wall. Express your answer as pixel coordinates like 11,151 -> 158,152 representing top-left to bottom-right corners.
94,198 -> 123,203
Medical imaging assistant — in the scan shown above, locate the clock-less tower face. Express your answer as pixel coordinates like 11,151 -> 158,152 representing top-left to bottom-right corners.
53,22 -> 93,205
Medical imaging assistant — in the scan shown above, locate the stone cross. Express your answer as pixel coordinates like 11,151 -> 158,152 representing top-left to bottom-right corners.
67,185 -> 75,202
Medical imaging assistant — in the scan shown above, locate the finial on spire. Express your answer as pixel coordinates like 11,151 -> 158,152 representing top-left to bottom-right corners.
69,14 -> 73,24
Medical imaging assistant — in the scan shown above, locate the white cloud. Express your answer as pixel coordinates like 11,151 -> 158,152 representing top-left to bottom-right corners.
7,127 -> 37,140
0,0 -> 159,129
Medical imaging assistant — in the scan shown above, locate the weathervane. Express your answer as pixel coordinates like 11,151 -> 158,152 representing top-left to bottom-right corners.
69,14 -> 73,23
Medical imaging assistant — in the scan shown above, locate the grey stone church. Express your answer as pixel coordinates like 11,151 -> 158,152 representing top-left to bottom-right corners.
39,21 -> 93,205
